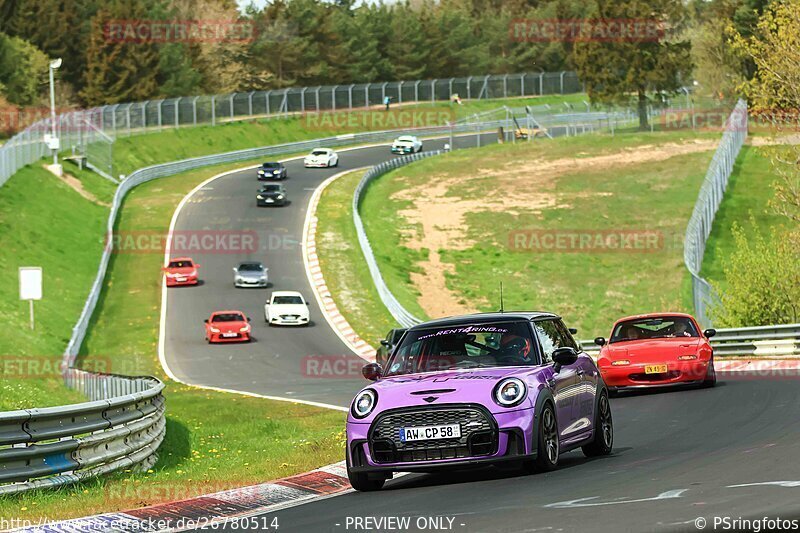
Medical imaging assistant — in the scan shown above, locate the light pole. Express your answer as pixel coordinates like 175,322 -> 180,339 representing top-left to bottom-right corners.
48,58 -> 62,173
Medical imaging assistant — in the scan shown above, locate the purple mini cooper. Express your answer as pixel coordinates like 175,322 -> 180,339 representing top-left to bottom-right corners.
346,312 -> 613,491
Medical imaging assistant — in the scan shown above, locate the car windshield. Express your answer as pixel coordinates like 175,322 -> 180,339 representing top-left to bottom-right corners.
273,296 -> 303,305
238,263 -> 262,272
610,317 -> 699,343
261,185 -> 281,192
262,162 -> 280,168
168,260 -> 192,268
311,150 -> 328,156
212,313 -> 244,322
384,321 -> 538,376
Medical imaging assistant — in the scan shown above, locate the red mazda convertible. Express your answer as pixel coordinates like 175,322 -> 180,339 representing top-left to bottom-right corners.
595,313 -> 716,394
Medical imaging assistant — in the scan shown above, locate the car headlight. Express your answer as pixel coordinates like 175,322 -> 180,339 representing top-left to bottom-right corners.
235,276 -> 244,282
210,327 -> 220,333
493,378 -> 527,407
611,360 -> 630,366
239,325 -> 250,332
257,195 -> 264,200
273,170 -> 281,174
276,194 -> 284,199
188,270 -> 197,277
351,389 -> 377,419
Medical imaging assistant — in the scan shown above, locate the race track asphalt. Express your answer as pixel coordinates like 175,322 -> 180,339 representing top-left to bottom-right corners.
217,375 -> 800,532
164,132 -> 800,533
162,133 -> 496,407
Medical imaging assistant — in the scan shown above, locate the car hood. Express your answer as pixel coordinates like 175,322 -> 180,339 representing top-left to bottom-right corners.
269,304 -> 308,316
603,338 -> 702,360
237,270 -> 265,278
166,267 -> 195,275
393,141 -> 413,146
306,154 -> 328,160
209,321 -> 247,332
354,367 -> 547,421
258,190 -> 283,197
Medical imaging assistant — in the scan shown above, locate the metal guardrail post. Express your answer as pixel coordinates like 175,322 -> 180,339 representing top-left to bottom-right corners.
211,95 -> 216,126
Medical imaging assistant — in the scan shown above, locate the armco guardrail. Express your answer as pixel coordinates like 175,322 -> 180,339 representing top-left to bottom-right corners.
579,323 -> 800,357
683,99 -> 748,327
0,369 -> 164,495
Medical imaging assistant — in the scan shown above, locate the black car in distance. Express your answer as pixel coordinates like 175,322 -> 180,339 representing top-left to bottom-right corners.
257,162 -> 287,180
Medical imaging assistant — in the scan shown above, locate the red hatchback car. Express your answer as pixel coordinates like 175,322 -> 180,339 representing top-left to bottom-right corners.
595,313 -> 716,394
163,257 -> 199,287
204,310 -> 251,343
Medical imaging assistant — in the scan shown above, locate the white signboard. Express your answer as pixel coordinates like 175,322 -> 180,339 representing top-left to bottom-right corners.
19,267 -> 42,300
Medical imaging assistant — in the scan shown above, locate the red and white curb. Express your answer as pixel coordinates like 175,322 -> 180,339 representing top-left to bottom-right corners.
302,168 -> 377,363
11,462 -> 354,532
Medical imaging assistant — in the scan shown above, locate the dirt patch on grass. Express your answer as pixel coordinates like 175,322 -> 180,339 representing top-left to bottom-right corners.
393,139 -> 718,318
46,166 -> 110,207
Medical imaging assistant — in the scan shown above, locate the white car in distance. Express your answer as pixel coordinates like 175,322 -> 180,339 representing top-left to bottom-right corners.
304,148 -> 339,168
265,291 -> 310,326
391,135 -> 423,154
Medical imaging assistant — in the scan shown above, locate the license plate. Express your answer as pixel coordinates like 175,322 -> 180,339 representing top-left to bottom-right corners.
265,198 -> 274,203
222,332 -> 238,338
175,277 -> 186,282
399,424 -> 461,442
645,364 -> 668,374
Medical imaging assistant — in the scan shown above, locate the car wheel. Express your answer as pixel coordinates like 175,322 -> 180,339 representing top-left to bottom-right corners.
531,402 -> 559,472
703,361 -> 717,388
582,390 -> 613,457
347,466 -> 385,492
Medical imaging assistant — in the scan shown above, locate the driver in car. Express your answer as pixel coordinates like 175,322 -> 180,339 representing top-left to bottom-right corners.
498,334 -> 534,364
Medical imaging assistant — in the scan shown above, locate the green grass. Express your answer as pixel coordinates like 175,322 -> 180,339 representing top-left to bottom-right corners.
700,145 -> 786,287
314,169 -> 400,347
108,94 -> 589,176
358,131 -> 720,338
0,157 -> 345,522
0,165 -> 107,409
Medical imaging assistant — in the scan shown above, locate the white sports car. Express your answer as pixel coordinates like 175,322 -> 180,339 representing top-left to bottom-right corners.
264,291 -> 310,326
304,148 -> 339,168
391,135 -> 423,154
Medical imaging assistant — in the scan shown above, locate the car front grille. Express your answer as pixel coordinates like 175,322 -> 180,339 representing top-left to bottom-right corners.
280,315 -> 299,320
369,405 -> 497,464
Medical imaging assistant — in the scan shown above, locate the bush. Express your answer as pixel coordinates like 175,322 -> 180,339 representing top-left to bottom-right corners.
711,222 -> 800,327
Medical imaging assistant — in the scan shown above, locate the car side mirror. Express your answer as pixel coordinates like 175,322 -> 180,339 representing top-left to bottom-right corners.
552,347 -> 578,373
232,267 -> 237,272
247,317 -> 252,322
569,328 -> 578,334
380,339 -> 390,347
362,363 -> 382,381
594,337 -> 606,346
703,328 -> 716,338
203,319 -> 209,323
306,302 -> 310,306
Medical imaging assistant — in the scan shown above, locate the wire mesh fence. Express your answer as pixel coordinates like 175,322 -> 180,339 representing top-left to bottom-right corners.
0,71 -> 584,188
683,99 -> 748,327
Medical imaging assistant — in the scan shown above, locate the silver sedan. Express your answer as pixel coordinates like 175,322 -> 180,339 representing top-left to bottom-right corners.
233,261 -> 269,288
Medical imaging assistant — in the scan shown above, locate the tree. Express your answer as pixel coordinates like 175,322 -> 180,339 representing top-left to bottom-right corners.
572,0 -> 692,129
711,223 -> 800,327
80,2 -> 160,105
730,1 -> 800,223
0,33 -> 49,106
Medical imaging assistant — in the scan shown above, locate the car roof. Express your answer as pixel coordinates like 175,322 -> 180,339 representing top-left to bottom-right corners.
169,257 -> 194,263
271,290 -> 303,297
262,161 -> 281,165
407,311 -> 560,331
397,135 -> 415,141
312,148 -> 331,152
613,312 -> 696,325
